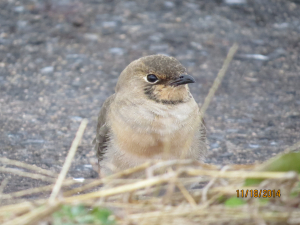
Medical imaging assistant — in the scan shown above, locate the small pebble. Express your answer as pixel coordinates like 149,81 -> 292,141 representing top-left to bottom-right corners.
73,178 -> 85,182
270,141 -> 277,146
102,21 -> 117,28
14,6 -> 25,12
273,23 -> 289,29
84,164 -> 93,168
23,139 -> 45,144
66,54 -> 87,59
164,1 -> 175,8
149,44 -> 169,51
72,16 -> 84,27
41,66 -> 54,74
249,144 -> 260,149
224,0 -> 247,5
84,33 -> 99,41
237,54 -> 269,61
211,142 -> 220,148
109,47 -> 125,56
70,116 -> 83,122
149,33 -> 163,42
190,42 -> 203,50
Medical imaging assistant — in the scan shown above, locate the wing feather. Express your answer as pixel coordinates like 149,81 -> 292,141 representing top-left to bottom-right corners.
93,94 -> 115,163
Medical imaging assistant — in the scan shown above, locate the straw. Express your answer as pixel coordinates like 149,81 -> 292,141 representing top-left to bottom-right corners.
49,119 -> 88,203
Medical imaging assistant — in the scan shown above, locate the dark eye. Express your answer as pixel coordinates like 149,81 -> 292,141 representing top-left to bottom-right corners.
147,74 -> 158,83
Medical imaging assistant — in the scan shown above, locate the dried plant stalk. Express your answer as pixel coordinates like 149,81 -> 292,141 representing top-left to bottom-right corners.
0,167 -> 56,182
49,119 -> 88,203
0,158 -> 57,178
200,43 -> 239,116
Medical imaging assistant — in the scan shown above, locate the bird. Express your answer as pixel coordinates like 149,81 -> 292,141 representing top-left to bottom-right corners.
93,55 -> 207,177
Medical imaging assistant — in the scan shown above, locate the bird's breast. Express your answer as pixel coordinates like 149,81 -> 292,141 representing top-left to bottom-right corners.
109,99 -> 200,157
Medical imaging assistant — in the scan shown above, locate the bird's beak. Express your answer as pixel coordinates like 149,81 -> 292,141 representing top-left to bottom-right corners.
170,74 -> 196,86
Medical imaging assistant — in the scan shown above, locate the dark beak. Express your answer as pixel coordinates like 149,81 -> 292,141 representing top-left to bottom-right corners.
170,74 -> 195,86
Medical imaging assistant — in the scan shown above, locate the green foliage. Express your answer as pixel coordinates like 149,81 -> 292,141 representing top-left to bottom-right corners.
245,151 -> 300,186
217,195 -> 227,203
224,197 -> 246,207
91,207 -> 115,225
290,181 -> 300,198
52,204 -> 115,225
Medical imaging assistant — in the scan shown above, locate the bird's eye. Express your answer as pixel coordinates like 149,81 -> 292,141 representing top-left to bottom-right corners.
146,74 -> 158,83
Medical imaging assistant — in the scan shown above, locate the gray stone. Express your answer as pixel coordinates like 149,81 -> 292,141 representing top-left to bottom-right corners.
102,21 -> 118,28
149,44 -> 169,52
164,1 -> 175,8
41,66 -> 54,74
14,6 -> 25,12
224,0 -> 247,5
84,33 -> 99,41
109,47 -> 125,56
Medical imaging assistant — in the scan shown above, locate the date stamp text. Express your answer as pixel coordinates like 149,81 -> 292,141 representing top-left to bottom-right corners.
236,189 -> 281,198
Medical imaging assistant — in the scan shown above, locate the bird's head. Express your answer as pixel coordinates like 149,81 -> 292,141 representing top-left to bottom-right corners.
116,55 -> 195,104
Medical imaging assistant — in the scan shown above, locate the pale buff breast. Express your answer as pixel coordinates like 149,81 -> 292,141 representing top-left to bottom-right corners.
108,98 -> 201,159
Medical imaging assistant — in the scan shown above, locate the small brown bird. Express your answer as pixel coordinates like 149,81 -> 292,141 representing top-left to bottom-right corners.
94,55 -> 207,177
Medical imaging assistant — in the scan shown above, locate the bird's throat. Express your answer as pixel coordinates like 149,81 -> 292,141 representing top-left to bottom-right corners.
144,84 -> 191,105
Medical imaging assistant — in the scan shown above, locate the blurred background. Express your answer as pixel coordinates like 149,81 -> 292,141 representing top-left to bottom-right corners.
0,0 -> 300,192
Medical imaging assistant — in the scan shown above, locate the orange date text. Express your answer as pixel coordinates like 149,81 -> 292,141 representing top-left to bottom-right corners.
236,189 -> 281,198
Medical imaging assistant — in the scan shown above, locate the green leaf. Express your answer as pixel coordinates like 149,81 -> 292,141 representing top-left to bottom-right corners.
76,215 -> 94,224
52,205 -> 115,225
245,151 -> 300,186
92,208 -> 115,225
224,197 -> 246,207
70,205 -> 86,217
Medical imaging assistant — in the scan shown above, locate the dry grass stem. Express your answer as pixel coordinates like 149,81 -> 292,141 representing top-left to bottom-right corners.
0,157 -> 57,178
284,140 -> 300,153
0,180 -> 77,200
202,165 -> 229,202
180,43 -> 238,160
175,181 -> 197,208
2,202 -> 60,225
0,167 -> 56,182
63,162 -> 152,197
64,172 -> 176,203
0,178 -> 9,204
0,178 -> 8,194
49,119 -> 88,203
186,169 -> 298,180
200,43 -> 239,116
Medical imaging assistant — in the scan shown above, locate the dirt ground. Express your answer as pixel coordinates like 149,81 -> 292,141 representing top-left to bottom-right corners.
0,0 -> 299,196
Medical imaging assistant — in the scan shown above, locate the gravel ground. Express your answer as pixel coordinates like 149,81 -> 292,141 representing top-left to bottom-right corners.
0,0 -> 300,195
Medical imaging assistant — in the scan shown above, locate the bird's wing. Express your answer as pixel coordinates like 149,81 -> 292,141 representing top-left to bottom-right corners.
200,116 -> 207,141
93,94 -> 115,163
198,106 -> 208,157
